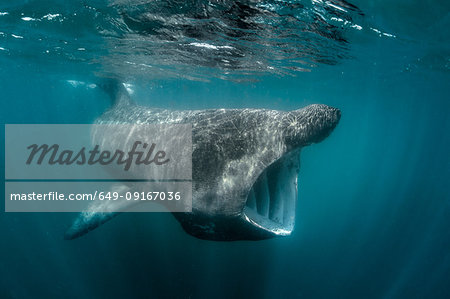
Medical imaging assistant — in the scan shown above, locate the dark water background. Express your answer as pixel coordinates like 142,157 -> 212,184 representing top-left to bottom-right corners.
0,0 -> 449,298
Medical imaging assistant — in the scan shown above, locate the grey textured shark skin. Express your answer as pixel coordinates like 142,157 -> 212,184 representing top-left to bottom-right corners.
65,82 -> 340,241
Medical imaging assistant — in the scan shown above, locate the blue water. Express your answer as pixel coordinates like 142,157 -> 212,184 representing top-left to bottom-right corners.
1,0 -> 449,298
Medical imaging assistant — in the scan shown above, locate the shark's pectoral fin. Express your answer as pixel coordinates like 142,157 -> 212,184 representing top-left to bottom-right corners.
64,184 -> 134,240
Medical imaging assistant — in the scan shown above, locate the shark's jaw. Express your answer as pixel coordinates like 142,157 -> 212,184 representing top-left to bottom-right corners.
242,150 -> 300,237
176,150 -> 301,241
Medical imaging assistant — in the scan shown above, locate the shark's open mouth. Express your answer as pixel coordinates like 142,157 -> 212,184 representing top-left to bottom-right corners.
243,150 -> 300,236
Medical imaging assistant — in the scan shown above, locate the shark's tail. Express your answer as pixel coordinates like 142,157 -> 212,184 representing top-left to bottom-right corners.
97,78 -> 132,107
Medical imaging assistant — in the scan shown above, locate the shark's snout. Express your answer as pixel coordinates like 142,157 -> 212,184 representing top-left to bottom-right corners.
283,104 -> 341,150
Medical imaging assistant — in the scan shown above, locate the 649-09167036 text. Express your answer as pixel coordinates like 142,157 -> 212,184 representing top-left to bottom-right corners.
9,191 -> 183,201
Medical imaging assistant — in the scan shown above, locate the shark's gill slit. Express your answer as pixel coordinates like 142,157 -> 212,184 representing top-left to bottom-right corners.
268,164 -> 284,224
243,151 -> 300,235
255,172 -> 270,217
246,188 -> 257,210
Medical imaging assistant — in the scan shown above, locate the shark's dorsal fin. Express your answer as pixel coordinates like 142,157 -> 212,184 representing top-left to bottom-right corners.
97,78 -> 132,107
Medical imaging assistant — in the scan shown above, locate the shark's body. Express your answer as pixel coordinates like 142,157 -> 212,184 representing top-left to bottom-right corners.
65,81 -> 340,241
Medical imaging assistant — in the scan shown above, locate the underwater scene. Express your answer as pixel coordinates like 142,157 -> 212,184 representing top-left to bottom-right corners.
0,0 -> 449,298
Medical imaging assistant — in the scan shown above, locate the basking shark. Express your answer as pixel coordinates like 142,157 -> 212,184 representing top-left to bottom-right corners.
65,81 -> 340,241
